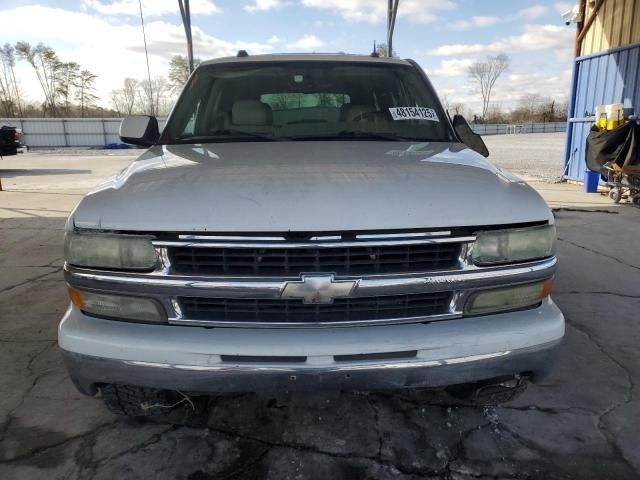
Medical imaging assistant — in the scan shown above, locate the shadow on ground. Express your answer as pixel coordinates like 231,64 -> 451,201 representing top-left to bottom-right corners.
0,169 -> 92,178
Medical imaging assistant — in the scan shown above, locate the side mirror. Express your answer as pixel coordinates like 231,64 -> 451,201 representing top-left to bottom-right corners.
451,114 -> 489,157
119,115 -> 160,146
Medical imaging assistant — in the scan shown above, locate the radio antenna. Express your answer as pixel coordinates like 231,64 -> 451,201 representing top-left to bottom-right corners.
138,0 -> 154,116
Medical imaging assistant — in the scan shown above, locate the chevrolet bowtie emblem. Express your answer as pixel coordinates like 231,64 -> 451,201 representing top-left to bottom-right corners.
280,274 -> 358,304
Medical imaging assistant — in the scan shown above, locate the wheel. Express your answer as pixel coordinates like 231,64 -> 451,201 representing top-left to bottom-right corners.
100,384 -> 197,417
631,194 -> 640,208
447,375 -> 529,406
609,188 -> 622,203
628,175 -> 640,188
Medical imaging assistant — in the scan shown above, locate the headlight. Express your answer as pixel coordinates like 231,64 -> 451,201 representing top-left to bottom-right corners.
472,225 -> 556,265
465,280 -> 553,315
64,232 -> 157,270
69,288 -> 166,323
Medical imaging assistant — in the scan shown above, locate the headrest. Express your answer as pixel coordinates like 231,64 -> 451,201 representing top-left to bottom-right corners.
340,104 -> 375,122
231,99 -> 273,126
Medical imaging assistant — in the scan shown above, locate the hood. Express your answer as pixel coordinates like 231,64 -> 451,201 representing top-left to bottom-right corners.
72,141 -> 552,232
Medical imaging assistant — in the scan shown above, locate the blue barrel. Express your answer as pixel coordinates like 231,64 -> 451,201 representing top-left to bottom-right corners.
583,170 -> 600,193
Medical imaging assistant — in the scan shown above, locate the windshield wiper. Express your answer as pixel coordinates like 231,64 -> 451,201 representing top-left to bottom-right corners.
173,130 -> 284,143
289,131 -> 425,142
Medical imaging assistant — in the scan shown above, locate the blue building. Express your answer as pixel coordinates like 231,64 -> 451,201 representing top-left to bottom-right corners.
564,0 -> 640,186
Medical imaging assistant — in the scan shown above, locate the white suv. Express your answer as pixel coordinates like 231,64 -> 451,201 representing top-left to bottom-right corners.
59,53 -> 563,416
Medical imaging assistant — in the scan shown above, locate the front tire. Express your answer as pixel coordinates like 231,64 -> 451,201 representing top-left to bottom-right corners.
609,188 -> 622,203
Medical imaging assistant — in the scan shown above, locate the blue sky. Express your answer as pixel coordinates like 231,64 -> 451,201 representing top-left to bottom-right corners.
1,0 -> 576,113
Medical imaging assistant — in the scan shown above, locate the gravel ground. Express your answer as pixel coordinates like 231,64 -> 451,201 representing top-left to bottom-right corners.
484,132 -> 566,183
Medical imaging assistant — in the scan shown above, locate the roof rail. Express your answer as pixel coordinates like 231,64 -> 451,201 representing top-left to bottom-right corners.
237,50 -> 249,57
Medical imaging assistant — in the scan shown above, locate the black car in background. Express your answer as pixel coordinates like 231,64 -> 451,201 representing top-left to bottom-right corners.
0,125 -> 23,156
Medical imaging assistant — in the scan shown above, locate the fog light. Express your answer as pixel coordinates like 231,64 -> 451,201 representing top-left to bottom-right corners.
68,287 -> 166,323
465,280 -> 553,315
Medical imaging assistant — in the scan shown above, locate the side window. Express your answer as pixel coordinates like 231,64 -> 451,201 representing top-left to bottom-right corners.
181,100 -> 200,136
261,93 -> 350,111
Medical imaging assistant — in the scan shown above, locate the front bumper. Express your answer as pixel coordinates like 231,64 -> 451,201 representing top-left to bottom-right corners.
59,298 -> 564,395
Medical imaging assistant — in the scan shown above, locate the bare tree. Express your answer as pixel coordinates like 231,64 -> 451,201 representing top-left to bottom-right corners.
0,44 -> 23,117
450,102 -> 468,116
110,78 -> 139,116
110,89 -> 126,116
270,93 -> 293,110
74,70 -> 98,117
466,54 -> 510,120
137,76 -> 170,116
15,42 -> 63,116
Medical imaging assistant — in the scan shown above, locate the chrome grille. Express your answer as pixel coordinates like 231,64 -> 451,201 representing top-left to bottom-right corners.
178,291 -> 453,324
168,243 -> 461,276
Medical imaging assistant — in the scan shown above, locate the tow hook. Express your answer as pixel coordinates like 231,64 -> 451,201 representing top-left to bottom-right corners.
447,374 -> 530,405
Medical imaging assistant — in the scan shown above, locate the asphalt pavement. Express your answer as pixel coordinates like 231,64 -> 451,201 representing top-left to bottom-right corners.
0,136 -> 638,479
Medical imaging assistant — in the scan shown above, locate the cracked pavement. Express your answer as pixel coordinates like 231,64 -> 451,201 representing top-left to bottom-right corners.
1,145 -> 639,479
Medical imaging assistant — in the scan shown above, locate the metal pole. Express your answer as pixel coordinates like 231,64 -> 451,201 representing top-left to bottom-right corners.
62,119 -> 69,147
138,0 -> 154,116
574,0 -> 587,57
179,0 -> 194,73
101,118 -> 107,146
387,0 -> 392,55
387,0 -> 400,57
576,0 -> 604,52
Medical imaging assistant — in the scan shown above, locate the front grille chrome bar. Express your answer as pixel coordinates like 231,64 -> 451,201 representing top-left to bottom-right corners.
178,231 -> 453,242
153,236 -> 475,249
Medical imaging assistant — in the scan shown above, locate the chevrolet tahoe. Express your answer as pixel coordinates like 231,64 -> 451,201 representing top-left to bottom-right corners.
58,53 -> 564,416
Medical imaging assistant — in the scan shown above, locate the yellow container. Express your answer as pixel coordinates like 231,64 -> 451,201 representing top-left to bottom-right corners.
605,103 -> 624,130
595,105 -> 607,129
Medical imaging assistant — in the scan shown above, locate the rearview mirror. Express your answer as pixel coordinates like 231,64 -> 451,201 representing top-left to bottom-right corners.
451,114 -> 489,157
119,115 -> 160,146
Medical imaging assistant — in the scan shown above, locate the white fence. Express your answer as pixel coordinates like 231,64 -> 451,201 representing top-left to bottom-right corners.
471,122 -> 567,135
0,118 -> 567,148
0,118 -> 167,148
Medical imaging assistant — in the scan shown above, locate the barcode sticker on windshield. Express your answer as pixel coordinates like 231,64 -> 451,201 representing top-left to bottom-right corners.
388,107 -> 439,122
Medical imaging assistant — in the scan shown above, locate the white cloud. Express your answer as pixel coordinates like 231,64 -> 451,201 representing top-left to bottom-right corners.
447,16 -> 500,31
82,0 -> 219,16
243,0 -> 286,13
286,34 -> 323,50
0,6 -> 271,104
554,2 -> 574,14
429,24 -> 574,61
428,58 -> 474,77
431,67 -> 572,114
301,0 -> 455,24
517,5 -> 547,19
267,35 -> 282,44
499,68 -> 572,103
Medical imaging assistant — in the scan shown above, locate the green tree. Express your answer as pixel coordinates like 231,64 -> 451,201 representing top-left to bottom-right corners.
56,61 -> 80,113
376,43 -> 397,58
168,55 -> 200,94
74,69 -> 98,117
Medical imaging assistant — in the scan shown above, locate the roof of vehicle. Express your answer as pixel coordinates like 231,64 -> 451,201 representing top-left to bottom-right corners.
200,53 -> 413,67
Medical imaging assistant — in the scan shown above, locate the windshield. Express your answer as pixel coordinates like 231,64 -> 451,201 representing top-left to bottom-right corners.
161,61 -> 453,144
